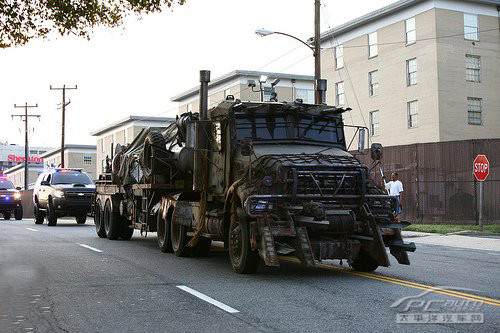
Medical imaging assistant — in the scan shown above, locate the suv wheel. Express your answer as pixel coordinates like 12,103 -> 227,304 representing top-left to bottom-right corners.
47,199 -> 58,226
14,207 -> 23,220
34,204 -> 45,224
76,214 -> 87,224
3,212 -> 11,220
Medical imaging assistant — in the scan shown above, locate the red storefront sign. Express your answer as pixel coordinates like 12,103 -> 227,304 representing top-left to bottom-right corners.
7,154 -> 44,163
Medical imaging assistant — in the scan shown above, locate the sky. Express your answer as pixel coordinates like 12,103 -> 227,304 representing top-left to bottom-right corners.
0,0 -> 395,148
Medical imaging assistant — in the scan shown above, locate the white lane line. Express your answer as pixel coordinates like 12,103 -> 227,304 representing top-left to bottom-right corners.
176,285 -> 239,314
77,243 -> 103,253
25,228 -> 38,232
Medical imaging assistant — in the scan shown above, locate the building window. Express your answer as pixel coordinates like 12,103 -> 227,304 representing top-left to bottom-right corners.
335,45 -> 344,69
187,103 -> 193,113
335,82 -> 345,106
406,58 -> 417,86
100,139 -> 105,153
368,70 -> 379,96
464,13 -> 478,40
224,88 -> 231,99
83,156 -> 92,165
465,55 -> 480,82
29,150 -> 38,155
370,111 -> 379,136
467,97 -> 482,125
368,32 -> 377,58
295,89 -> 314,104
407,100 -> 418,128
405,17 -> 416,44
101,159 -> 107,173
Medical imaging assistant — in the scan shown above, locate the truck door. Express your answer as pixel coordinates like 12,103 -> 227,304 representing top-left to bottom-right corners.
208,121 -> 225,195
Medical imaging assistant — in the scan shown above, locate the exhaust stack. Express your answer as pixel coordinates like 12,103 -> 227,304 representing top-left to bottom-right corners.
193,70 -> 211,191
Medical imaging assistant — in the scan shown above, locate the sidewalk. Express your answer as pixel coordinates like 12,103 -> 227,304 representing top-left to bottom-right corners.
402,231 -> 500,252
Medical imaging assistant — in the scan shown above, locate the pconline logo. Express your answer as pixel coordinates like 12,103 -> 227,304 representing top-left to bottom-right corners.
7,155 -> 44,163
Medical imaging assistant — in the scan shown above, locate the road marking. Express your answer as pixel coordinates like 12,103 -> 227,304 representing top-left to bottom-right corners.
279,257 -> 500,307
77,243 -> 103,253
25,228 -> 38,232
176,285 -> 239,313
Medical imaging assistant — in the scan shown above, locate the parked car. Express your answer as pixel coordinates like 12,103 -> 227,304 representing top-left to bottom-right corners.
32,168 -> 95,226
0,177 -> 23,220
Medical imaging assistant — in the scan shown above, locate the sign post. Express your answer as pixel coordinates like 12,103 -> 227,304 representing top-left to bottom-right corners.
473,154 -> 489,231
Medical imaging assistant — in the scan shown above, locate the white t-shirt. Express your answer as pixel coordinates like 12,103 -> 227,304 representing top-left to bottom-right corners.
385,180 -> 403,196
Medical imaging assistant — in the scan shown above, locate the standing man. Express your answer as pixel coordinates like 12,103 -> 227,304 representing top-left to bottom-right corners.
382,172 -> 404,221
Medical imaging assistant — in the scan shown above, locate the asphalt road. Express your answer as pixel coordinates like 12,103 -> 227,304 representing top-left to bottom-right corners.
1,218 -> 499,333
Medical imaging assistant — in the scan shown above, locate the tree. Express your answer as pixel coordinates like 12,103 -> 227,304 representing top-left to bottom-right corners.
0,0 -> 185,48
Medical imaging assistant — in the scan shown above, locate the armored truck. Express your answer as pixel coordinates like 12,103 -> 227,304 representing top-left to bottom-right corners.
94,70 -> 415,274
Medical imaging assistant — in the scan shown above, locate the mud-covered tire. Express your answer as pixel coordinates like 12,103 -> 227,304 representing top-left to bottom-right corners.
228,199 -> 259,274
94,200 -> 106,238
351,250 -> 379,272
192,238 -> 212,257
171,217 -> 191,257
46,200 -> 57,226
34,204 -> 45,224
103,200 -> 121,240
14,207 -> 23,220
157,206 -> 173,253
142,131 -> 167,179
3,212 -> 11,220
76,214 -> 86,224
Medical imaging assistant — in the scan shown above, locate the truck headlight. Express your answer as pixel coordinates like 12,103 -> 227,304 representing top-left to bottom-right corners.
13,192 -> 21,199
55,190 -> 65,198
254,200 -> 273,213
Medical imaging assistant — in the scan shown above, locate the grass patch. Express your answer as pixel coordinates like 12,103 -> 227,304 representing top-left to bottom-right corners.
404,224 -> 500,234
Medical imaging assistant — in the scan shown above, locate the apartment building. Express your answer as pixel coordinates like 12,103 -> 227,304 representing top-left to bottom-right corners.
90,116 -> 174,178
171,70 -> 314,114
41,145 -> 97,180
320,0 -> 500,147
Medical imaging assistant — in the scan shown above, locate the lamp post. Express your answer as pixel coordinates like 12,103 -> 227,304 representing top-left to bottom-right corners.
255,1 -> 323,104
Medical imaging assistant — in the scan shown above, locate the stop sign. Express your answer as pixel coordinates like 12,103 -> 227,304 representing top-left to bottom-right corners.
473,154 -> 489,181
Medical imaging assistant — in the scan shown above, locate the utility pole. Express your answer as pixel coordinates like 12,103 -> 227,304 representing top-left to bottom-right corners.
50,84 -> 77,168
314,0 -> 321,104
12,103 -> 40,190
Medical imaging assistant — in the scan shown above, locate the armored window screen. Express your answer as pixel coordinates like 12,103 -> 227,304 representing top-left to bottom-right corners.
368,32 -> 377,58
407,100 -> 418,128
369,70 -> 379,96
467,97 -> 482,125
465,55 -> 480,82
407,58 -> 417,86
405,17 -> 416,44
464,14 -> 478,40
335,82 -> 345,106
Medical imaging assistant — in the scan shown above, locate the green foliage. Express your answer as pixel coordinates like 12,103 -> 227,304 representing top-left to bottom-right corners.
0,0 -> 185,48
405,224 -> 500,234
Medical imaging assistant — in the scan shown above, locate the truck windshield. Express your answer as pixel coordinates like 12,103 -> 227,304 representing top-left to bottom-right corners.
235,113 -> 344,145
0,180 -> 15,189
52,172 -> 93,185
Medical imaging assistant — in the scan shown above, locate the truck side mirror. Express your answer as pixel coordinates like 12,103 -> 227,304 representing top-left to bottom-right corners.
357,128 -> 366,154
371,143 -> 383,160
240,138 -> 253,157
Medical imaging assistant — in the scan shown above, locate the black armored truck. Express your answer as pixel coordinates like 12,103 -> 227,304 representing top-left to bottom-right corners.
94,70 -> 415,274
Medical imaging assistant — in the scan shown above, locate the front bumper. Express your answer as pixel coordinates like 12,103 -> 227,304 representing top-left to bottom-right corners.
0,198 -> 22,211
52,197 -> 92,214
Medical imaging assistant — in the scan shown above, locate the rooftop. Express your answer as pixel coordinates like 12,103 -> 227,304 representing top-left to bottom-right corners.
40,144 -> 97,158
90,115 -> 175,136
171,69 -> 314,102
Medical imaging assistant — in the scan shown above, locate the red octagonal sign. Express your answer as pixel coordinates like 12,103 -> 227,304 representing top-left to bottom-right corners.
473,154 -> 489,181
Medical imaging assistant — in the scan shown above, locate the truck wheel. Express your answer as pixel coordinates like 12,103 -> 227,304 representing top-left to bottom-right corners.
14,207 -> 23,220
120,222 -> 134,240
192,238 -> 212,257
103,200 -> 121,240
76,214 -> 87,224
228,200 -> 259,274
94,200 -> 106,238
3,212 -> 11,220
171,218 -> 191,257
157,206 -> 173,253
351,250 -> 379,272
142,131 -> 167,179
34,204 -> 45,224
47,200 -> 57,226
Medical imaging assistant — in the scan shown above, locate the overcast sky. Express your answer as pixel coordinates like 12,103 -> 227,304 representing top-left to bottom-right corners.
0,0 -> 395,148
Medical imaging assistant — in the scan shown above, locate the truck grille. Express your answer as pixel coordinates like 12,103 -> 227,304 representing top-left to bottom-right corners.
65,192 -> 93,200
291,169 -> 360,197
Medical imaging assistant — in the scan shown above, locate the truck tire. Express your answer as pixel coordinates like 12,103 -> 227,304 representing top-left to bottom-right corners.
142,131 -> 167,179
228,200 -> 259,274
76,214 -> 87,224
94,200 -> 107,238
120,223 -> 134,240
192,238 -> 212,257
171,217 -> 191,257
47,199 -> 57,226
103,200 -> 121,240
34,204 -> 45,224
157,206 -> 173,253
3,212 -> 11,220
14,207 -> 23,220
351,250 -> 379,272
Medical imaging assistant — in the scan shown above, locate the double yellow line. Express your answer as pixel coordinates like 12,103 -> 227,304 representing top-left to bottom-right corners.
280,257 -> 500,307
